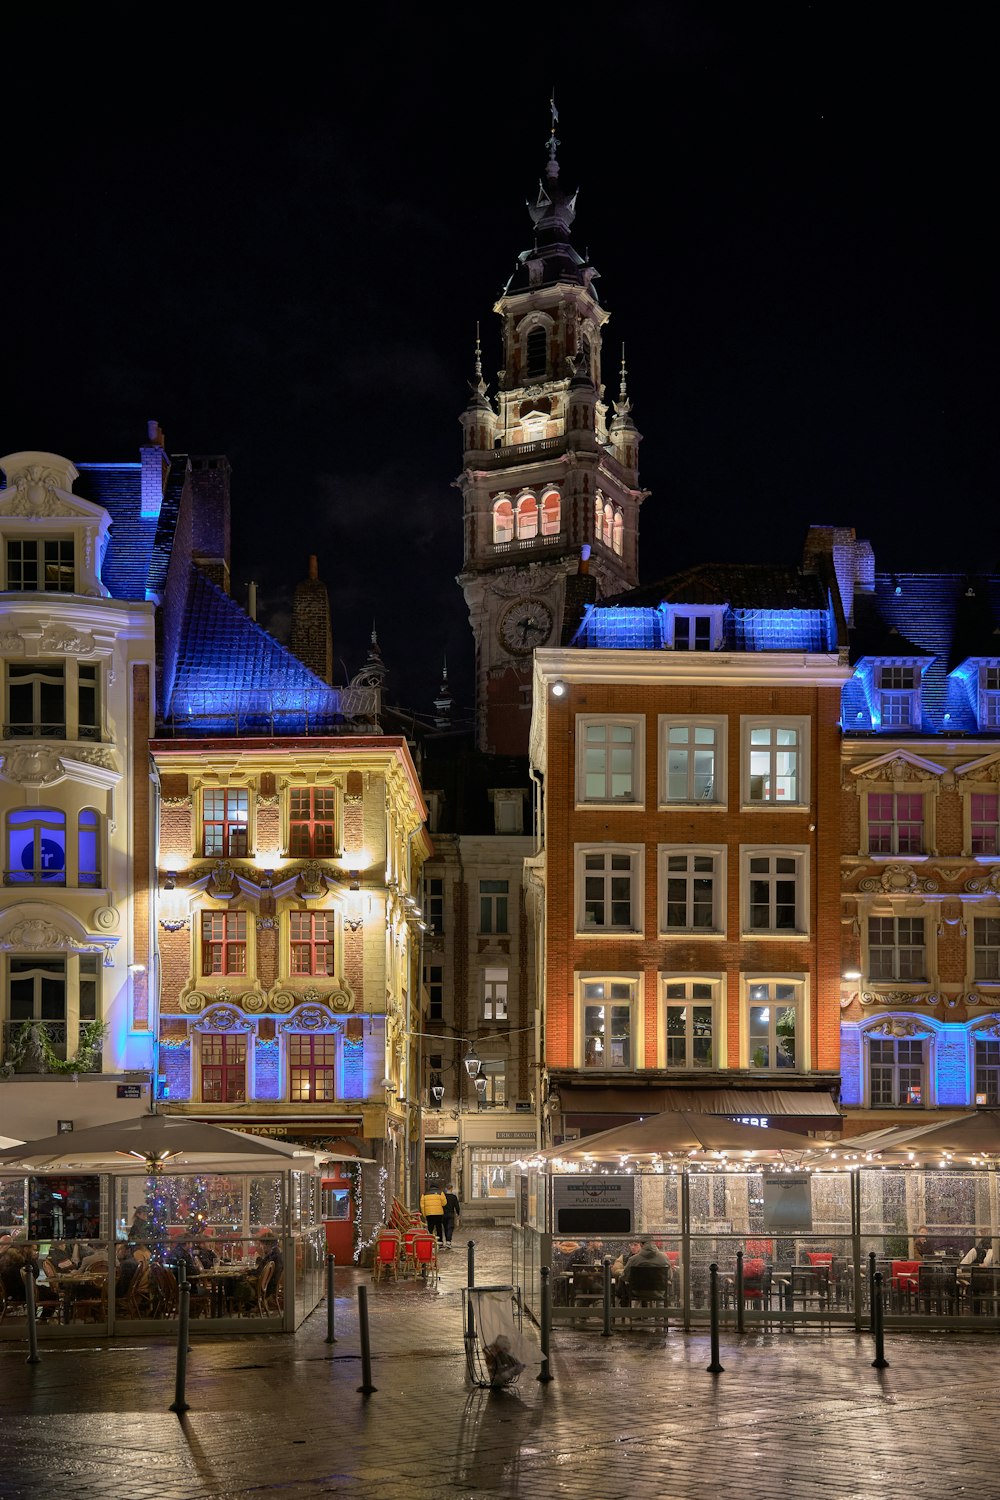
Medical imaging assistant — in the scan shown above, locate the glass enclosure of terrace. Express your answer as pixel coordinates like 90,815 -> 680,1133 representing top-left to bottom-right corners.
0,1167 -> 325,1337
514,1162 -> 1000,1329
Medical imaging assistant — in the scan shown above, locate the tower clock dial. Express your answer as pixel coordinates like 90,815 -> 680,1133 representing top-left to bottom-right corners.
497,597 -> 555,656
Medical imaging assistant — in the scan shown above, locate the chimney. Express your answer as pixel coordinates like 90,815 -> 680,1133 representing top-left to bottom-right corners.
290,553 -> 334,684
247,581 -> 258,620
189,455 -> 233,594
140,419 -> 169,519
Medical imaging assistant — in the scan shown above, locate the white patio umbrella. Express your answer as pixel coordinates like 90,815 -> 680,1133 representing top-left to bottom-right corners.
819,1111 -> 1000,1165
0,1112 -> 339,1172
527,1110 -> 818,1164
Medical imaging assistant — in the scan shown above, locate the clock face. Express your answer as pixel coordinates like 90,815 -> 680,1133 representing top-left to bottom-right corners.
497,597 -> 555,657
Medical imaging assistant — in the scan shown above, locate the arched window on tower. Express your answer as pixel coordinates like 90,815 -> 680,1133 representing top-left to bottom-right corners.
492,497 -> 514,545
516,494 -> 538,540
541,489 -> 561,537
525,326 -> 547,380
594,494 -> 604,540
612,509 -> 624,556
602,502 -> 614,549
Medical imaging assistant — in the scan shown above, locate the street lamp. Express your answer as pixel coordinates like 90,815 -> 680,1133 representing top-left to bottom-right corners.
430,1083 -> 444,1105
473,1074 -> 488,1107
463,1042 -> 482,1079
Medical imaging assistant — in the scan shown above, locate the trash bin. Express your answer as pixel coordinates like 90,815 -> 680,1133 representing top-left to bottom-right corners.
462,1284 -> 538,1388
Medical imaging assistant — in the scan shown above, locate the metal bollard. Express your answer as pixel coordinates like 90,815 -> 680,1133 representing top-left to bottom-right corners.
169,1282 -> 192,1413
466,1240 -> 476,1339
356,1284 -> 377,1394
871,1272 -> 889,1369
707,1263 -> 724,1374
601,1256 -> 613,1337
868,1250 -> 877,1331
21,1267 -> 40,1365
538,1265 -> 554,1383
735,1249 -> 745,1335
325,1254 -> 337,1345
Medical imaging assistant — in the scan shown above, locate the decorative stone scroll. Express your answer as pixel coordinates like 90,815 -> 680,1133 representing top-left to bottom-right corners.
276,1005 -> 341,1034
966,870 -> 1000,896
0,916 -> 114,966
859,988 -> 939,1008
189,1006 -> 255,1033
966,989 -> 1000,1008
972,1019 -> 1000,1038
866,1018 -> 934,1040
209,861 -> 238,898
859,864 -> 939,895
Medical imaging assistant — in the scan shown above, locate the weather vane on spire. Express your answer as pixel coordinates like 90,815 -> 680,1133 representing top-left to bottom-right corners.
619,344 -> 628,402
547,91 -> 560,168
474,321 -> 482,381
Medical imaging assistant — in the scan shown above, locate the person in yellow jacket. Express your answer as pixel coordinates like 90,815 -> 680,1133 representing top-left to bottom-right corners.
419,1186 -> 447,1244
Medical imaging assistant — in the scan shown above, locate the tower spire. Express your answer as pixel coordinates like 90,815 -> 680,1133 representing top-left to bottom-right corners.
547,91 -> 560,177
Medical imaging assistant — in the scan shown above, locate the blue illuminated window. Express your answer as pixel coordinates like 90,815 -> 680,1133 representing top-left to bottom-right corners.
7,807 -> 66,884
870,1036 -> 924,1107
78,809 -> 100,887
981,666 -> 1000,729
878,666 -> 919,729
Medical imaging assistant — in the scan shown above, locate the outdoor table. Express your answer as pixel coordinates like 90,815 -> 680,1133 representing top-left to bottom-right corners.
45,1270 -> 108,1324
189,1265 -> 253,1318
771,1266 -> 831,1313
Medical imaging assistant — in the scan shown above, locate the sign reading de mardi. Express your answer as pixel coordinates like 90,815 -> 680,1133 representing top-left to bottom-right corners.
553,1175 -> 635,1234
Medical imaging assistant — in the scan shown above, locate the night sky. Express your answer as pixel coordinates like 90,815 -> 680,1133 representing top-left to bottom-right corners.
5,5 -> 995,717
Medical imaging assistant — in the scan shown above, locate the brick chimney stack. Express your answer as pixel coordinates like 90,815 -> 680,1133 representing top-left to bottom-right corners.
290,554 -> 334,684
140,419 -> 170,519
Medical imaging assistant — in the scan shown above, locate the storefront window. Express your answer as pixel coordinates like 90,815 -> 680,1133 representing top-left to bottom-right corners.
470,1148 -> 521,1200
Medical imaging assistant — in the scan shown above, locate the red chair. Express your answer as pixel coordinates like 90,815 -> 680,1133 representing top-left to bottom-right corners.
402,1228 -> 422,1277
746,1239 -> 773,1259
372,1230 -> 401,1283
891,1260 -> 920,1293
411,1233 -> 438,1287
742,1257 -> 771,1308
806,1252 -> 833,1266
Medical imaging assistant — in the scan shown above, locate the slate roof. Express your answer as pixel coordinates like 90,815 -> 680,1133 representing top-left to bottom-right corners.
573,562 -> 836,652
845,572 -> 1000,734
165,565 -> 347,735
75,459 -> 186,602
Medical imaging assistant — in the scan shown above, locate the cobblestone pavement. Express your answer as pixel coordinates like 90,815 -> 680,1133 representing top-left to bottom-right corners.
0,1230 -> 997,1500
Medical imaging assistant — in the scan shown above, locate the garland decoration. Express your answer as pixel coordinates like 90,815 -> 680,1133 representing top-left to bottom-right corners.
0,1019 -> 107,1078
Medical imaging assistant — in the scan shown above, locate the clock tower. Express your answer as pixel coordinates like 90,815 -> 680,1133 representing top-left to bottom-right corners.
457,118 -> 648,754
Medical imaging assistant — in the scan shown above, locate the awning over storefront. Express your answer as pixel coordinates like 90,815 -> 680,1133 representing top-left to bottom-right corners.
555,1085 -> 841,1137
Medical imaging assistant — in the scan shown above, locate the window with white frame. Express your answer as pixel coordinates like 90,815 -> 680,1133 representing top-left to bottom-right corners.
673,614 -> 712,651
877,665 -> 920,729
868,916 -> 926,982
427,877 -> 444,935
483,967 -> 508,1021
6,662 -> 66,737
660,719 -> 723,804
6,537 -> 75,592
973,917 -> 1000,981
577,846 -> 642,933
660,849 -> 723,933
980,666 -> 1000,729
742,720 -> 806,805
580,978 -> 636,1069
869,1033 -> 925,1106
577,716 -> 643,804
974,1035 -> 1000,1105
663,980 -> 717,1068
746,980 -> 800,1071
970,792 -> 1000,856
867,791 -> 924,855
743,850 -> 806,935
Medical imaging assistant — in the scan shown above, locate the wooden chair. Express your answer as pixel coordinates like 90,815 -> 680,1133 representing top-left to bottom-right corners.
68,1274 -> 109,1324
623,1262 -> 669,1321
372,1231 -> 401,1283
256,1260 -> 284,1316
119,1261 -> 155,1319
411,1233 -> 438,1288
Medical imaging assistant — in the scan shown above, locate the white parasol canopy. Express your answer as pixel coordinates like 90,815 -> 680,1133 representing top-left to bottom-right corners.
526,1111 -> 818,1164
0,1111 -> 352,1173
818,1111 -> 1000,1165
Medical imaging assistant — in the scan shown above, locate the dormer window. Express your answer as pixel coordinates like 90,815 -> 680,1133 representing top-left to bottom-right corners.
5,538 -> 75,592
878,665 -> 919,729
980,665 -> 1000,729
674,615 -> 712,651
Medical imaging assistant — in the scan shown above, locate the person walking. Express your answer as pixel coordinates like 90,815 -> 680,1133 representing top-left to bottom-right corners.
442,1187 -> 461,1249
419,1185 -> 447,1244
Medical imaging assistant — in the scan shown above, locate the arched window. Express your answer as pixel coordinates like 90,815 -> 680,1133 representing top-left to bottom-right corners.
594,494 -> 603,540
516,494 -> 538,540
612,509 -> 624,556
492,498 -> 514,545
78,808 -> 101,887
525,326 -> 547,380
602,502 -> 614,548
541,490 -> 561,536
6,808 -> 66,885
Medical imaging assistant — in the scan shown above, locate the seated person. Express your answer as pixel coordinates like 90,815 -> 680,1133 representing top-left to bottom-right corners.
115,1242 -> 139,1297
77,1245 -> 109,1274
914,1225 -> 933,1258
44,1241 -> 76,1277
958,1237 -> 993,1285
230,1231 -> 283,1310
1,1243 -> 59,1319
620,1238 -> 671,1305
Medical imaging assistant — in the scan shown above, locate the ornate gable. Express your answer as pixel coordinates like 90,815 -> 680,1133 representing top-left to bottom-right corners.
849,749 -> 947,783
